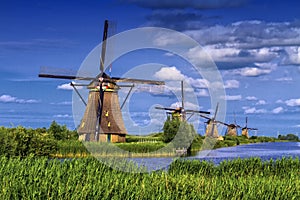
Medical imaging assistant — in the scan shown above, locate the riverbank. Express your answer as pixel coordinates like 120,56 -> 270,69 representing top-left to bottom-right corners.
51,135 -> 295,158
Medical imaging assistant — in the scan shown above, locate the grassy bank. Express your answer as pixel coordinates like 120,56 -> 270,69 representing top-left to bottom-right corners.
0,156 -> 299,199
1,123 -> 298,158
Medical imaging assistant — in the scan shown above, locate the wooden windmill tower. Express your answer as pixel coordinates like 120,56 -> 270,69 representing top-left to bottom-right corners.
225,113 -> 241,136
155,81 -> 210,121
241,117 -> 258,138
39,20 -> 164,142
199,103 -> 226,140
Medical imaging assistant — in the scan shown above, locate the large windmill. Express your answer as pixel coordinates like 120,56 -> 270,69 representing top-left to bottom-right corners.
155,81 -> 210,121
39,20 -> 164,142
241,117 -> 258,138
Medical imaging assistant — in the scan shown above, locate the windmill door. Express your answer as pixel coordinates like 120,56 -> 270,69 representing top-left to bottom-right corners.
107,134 -> 111,142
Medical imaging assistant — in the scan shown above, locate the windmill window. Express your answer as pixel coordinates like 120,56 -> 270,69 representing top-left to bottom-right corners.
108,122 -> 111,128
105,111 -> 109,117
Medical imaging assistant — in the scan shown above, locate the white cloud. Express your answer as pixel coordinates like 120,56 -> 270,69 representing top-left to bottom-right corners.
0,94 -> 39,104
246,96 -> 258,101
244,107 -> 267,114
57,83 -> 73,90
0,95 -> 16,103
224,79 -> 239,89
195,89 -> 209,97
282,46 -> 300,65
272,107 -> 284,114
186,77 -> 209,88
222,95 -> 242,101
170,101 -> 201,110
53,114 -> 72,118
235,67 -> 271,77
164,52 -> 175,57
285,98 -> 300,107
154,66 -> 185,81
256,100 -> 267,105
51,101 -> 72,105
276,99 -> 284,104
275,77 -> 293,81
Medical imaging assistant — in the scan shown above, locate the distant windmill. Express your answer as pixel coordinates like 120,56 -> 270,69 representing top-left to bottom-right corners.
155,81 -> 210,121
225,112 -> 241,136
241,117 -> 258,138
39,20 -> 165,143
199,103 -> 226,140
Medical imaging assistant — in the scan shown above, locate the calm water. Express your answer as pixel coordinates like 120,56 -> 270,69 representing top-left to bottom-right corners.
129,142 -> 300,171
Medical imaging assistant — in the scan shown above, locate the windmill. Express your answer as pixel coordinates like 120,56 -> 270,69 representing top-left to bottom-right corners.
225,112 -> 241,136
39,20 -> 165,142
155,81 -> 210,121
199,103 -> 226,140
241,117 -> 258,138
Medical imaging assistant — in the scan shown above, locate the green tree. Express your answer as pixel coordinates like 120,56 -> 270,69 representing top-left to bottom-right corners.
48,121 -> 77,140
163,117 -> 197,153
162,116 -> 180,143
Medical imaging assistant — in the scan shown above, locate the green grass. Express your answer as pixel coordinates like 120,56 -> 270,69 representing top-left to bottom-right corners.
0,156 -> 299,199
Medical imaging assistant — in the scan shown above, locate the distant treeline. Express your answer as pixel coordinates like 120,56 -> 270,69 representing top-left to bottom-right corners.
278,134 -> 299,141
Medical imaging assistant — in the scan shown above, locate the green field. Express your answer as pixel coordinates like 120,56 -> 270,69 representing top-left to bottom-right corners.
0,156 -> 299,199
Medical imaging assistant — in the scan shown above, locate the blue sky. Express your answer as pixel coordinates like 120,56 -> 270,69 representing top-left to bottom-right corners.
1,0 -> 300,137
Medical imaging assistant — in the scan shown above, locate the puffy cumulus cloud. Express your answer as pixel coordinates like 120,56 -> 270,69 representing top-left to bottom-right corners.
272,107 -> 284,114
256,100 -> 267,105
246,96 -> 258,101
234,67 -> 272,77
123,0 -> 247,10
0,94 -> 39,104
154,66 -> 185,81
222,95 -> 242,101
285,98 -> 300,106
281,46 -> 300,65
224,80 -> 239,89
0,95 -> 16,103
244,107 -> 267,114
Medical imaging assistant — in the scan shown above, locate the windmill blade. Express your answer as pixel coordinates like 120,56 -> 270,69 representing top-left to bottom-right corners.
181,81 -> 184,110
100,20 -> 109,74
155,106 -> 178,111
38,66 -> 95,80
215,120 -> 230,126
185,110 -> 210,114
213,103 -> 219,120
111,77 -> 164,85
248,128 -> 258,130
199,114 -> 211,120
234,112 -> 237,126
245,116 -> 248,128
38,73 -> 94,81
